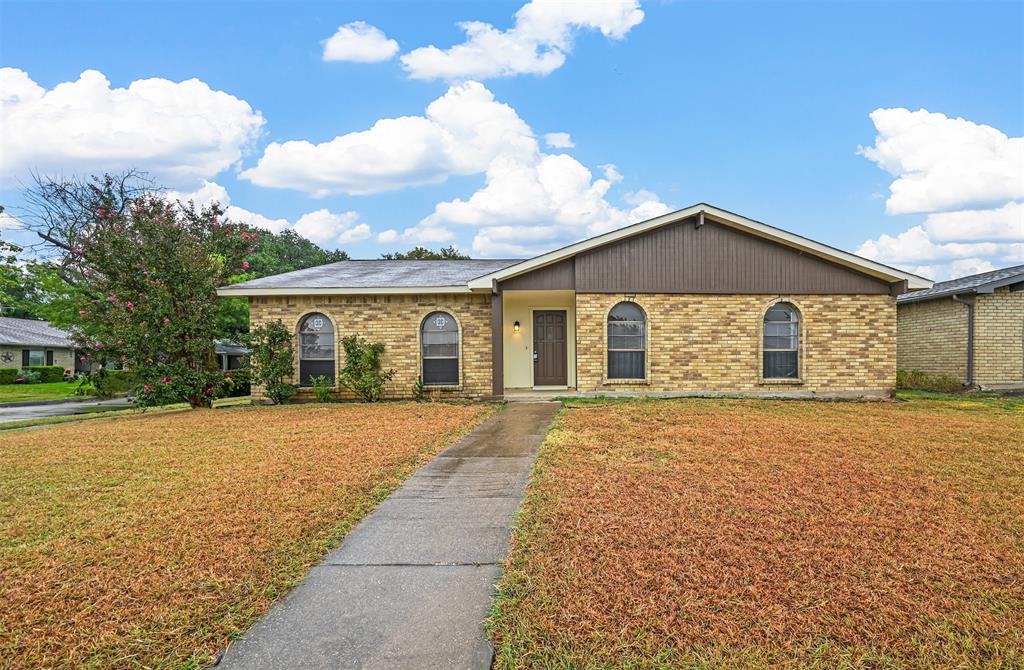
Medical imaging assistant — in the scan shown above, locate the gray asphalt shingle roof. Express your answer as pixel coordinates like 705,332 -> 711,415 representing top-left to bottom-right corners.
897,264 -> 1024,303
0,317 -> 75,348
226,259 -> 524,290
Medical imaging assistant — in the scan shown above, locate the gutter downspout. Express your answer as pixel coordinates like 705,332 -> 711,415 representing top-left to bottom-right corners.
952,294 -> 975,387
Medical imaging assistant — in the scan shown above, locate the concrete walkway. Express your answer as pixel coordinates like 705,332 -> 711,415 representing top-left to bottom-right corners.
218,402 -> 559,670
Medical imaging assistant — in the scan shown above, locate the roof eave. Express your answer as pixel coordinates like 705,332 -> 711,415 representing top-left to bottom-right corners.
217,285 -> 474,297
898,272 -> 1024,303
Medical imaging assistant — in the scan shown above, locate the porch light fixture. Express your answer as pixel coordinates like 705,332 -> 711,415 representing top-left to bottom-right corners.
513,320 -> 520,333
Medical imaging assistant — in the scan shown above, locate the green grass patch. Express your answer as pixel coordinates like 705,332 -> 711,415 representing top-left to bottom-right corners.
0,381 -> 90,403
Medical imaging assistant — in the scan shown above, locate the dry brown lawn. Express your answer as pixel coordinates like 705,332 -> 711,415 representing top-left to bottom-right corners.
490,396 -> 1024,669
0,402 -> 493,669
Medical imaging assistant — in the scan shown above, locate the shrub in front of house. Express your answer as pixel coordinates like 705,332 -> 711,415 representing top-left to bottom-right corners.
23,365 -> 65,383
89,369 -> 135,399
896,369 -> 964,393
310,375 -> 334,403
339,335 -> 395,403
245,321 -> 296,405
0,369 -> 17,384
16,369 -> 42,384
222,369 -> 251,398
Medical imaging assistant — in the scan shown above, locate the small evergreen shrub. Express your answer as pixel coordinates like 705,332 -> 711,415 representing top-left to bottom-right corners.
310,375 -> 334,402
896,369 -> 964,393
245,321 -> 297,405
24,365 -> 65,383
89,369 -> 135,398
412,375 -> 427,402
339,335 -> 395,402
222,369 -> 251,398
16,369 -> 42,384
0,369 -> 16,384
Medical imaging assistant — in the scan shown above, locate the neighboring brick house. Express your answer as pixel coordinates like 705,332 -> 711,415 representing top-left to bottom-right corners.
219,203 -> 930,401
897,265 -> 1024,389
0,317 -> 77,372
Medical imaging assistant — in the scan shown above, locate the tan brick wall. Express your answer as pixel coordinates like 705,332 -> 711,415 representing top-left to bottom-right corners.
248,293 -> 493,400
896,297 -> 969,383
974,288 -> 1024,387
576,293 -> 896,395
0,346 -> 75,373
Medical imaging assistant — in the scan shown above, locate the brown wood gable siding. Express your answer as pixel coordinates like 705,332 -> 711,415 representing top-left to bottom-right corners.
498,258 -> 575,290
574,218 -> 891,294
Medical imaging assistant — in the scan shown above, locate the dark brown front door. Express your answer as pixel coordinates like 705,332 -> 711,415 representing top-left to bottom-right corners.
533,310 -> 567,386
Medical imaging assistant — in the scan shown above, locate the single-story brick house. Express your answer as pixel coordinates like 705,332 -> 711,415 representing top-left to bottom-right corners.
897,264 -> 1024,389
0,317 -> 76,372
219,204 -> 930,400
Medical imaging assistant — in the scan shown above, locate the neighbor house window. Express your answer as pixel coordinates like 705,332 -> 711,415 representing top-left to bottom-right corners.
763,303 -> 800,379
421,311 -> 459,386
607,302 -> 646,380
298,313 -> 335,386
23,349 -> 45,367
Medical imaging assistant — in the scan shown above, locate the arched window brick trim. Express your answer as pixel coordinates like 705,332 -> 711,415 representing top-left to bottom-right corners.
421,311 -> 460,387
607,301 -> 647,380
298,312 -> 336,386
761,301 -> 801,380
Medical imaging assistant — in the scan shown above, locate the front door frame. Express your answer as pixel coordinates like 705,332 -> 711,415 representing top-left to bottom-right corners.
530,308 -> 569,388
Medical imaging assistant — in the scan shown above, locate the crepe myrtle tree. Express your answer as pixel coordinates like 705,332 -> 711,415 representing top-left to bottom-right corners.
73,179 -> 253,408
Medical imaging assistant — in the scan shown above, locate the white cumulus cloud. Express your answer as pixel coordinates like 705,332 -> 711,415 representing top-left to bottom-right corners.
294,209 -> 370,244
0,68 -> 265,188
544,132 -> 574,148
400,0 -> 644,80
168,181 -> 366,244
242,79 -> 668,256
240,81 -> 535,196
322,22 -> 399,63
858,107 -> 1024,215
857,108 -> 1024,281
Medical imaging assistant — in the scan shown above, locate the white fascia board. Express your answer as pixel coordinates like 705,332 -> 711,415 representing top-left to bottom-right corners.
217,285 -> 472,297
468,204 -> 933,290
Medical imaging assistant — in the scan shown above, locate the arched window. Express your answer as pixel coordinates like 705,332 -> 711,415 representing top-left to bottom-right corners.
299,313 -> 335,386
422,311 -> 459,386
608,302 -> 646,380
763,303 -> 799,379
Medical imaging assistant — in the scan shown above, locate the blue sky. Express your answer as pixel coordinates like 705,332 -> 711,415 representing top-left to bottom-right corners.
1,0 -> 1021,279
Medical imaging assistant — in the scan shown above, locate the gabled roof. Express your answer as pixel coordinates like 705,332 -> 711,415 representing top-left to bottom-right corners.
0,317 -> 75,348
467,204 -> 932,290
897,264 -> 1024,304
218,203 -> 931,297
218,259 -> 522,296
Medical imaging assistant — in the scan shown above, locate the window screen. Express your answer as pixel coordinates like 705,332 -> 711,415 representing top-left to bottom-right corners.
299,313 -> 335,386
763,303 -> 799,379
422,311 -> 459,386
608,302 -> 646,380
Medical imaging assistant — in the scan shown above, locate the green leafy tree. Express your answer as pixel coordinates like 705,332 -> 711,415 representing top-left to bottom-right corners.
380,245 -> 469,260
338,334 -> 395,402
244,320 -> 297,404
70,177 -> 251,408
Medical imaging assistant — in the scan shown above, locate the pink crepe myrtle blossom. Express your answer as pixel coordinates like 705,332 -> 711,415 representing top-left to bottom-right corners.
126,302 -> 134,309
144,384 -> 151,392
241,232 -> 250,240
162,377 -> 171,384
163,317 -> 171,324
242,261 -> 250,270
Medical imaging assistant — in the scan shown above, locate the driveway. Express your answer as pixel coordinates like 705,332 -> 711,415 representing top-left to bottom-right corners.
218,401 -> 559,670
0,397 -> 133,424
